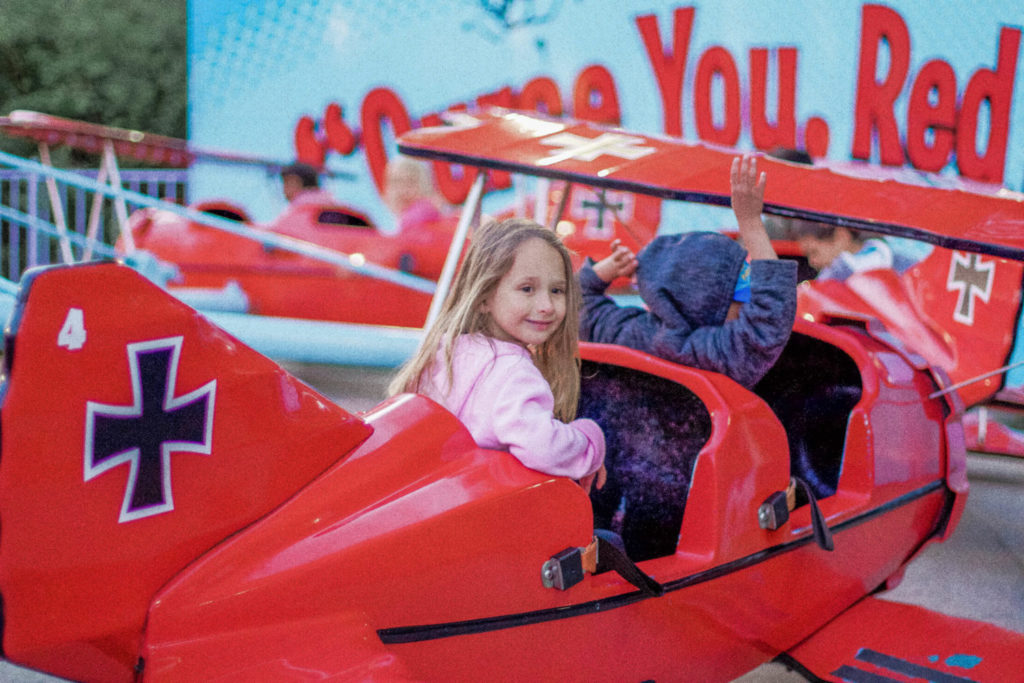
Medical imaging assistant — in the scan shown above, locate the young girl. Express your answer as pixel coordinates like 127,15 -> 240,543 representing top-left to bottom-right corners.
389,217 -> 606,490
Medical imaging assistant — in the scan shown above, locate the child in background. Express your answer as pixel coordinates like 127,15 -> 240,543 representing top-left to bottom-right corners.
795,225 -> 919,281
280,162 -> 337,207
383,156 -> 445,234
389,217 -> 606,491
577,155 -> 796,389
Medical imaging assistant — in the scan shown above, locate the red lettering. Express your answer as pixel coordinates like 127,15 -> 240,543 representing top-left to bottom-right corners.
324,102 -> 357,156
519,77 -> 564,116
474,88 -> 516,190
852,5 -> 910,165
803,117 -> 830,159
956,26 -> 1021,184
476,86 -> 517,111
293,115 -> 326,167
694,47 -> 741,145
636,8 -> 695,137
572,65 -> 621,124
360,87 -> 413,193
419,108 -> 476,205
750,47 -> 798,151
906,60 -> 957,172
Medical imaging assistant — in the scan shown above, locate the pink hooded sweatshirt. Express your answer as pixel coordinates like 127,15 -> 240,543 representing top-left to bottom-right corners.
419,334 -> 605,480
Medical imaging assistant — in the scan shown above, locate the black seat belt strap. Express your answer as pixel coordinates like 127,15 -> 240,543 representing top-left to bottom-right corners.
595,534 -> 665,596
793,477 -> 835,551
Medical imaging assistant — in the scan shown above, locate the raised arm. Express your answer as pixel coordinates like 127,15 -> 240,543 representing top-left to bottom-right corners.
731,155 -> 776,261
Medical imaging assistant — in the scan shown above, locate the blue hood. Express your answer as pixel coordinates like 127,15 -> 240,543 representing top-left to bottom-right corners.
636,232 -> 747,330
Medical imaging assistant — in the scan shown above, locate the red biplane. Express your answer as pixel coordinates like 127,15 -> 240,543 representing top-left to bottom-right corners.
791,166 -> 1024,456
0,110 -> 660,329
1,110 -> 1022,682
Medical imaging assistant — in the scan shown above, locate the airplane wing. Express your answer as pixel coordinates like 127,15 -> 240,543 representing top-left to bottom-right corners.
782,596 -> 1024,682
398,109 -> 1024,261
0,109 -> 354,178
2,109 -> 193,167
963,406 -> 1024,457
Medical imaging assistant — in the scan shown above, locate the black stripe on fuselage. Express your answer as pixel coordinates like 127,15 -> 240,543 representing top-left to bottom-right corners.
839,651 -> 983,679
378,480 -> 946,644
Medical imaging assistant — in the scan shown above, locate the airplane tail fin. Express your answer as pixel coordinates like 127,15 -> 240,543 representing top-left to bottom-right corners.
0,262 -> 372,682
900,247 -> 1024,407
798,245 -> 1024,409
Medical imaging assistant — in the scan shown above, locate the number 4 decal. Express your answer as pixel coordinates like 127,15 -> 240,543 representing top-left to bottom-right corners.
58,308 -> 87,351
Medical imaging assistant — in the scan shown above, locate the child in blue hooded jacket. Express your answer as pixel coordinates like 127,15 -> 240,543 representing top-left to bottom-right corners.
577,155 -> 796,388
576,155 -> 797,561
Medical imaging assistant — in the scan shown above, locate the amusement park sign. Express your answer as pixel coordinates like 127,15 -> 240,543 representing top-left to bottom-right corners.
187,1 -> 1023,223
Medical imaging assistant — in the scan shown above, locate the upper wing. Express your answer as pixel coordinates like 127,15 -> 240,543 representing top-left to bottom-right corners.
398,109 -> 1024,260
782,596 -> 1024,682
0,109 -> 354,178
1,109 -> 194,166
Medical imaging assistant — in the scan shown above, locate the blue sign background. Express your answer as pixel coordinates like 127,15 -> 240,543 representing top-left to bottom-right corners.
188,1 -> 1023,224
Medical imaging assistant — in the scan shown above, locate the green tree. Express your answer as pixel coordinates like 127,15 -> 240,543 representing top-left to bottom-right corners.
0,0 -> 186,165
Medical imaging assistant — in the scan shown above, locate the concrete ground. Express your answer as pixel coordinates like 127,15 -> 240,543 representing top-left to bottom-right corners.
3,364 -> 1021,682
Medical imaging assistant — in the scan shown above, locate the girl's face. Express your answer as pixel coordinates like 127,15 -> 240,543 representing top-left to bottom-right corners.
480,237 -> 567,347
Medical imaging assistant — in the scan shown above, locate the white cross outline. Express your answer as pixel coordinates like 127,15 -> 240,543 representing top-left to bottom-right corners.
83,336 -> 217,523
438,110 -> 485,132
537,131 -> 656,167
946,251 -> 995,326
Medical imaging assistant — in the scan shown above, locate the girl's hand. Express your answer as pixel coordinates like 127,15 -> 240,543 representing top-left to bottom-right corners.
592,239 -> 638,283
579,464 -> 607,493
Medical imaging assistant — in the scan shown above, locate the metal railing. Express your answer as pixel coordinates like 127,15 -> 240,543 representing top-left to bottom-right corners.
0,155 -> 430,366
0,151 -> 436,294
0,167 -> 188,282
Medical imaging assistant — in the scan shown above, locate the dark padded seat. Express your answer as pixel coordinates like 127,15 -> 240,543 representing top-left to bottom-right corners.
753,332 -> 861,500
579,360 -> 712,562
317,209 -> 371,226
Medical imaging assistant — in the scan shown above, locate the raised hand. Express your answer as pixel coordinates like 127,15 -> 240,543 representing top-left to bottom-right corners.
592,239 -> 639,283
730,155 -> 776,260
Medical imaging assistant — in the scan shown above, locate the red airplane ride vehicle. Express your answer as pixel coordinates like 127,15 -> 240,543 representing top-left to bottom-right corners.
791,175 -> 1024,456
0,109 -> 458,328
0,110 -> 662,329
1,110 -> 1022,682
122,195 -> 454,327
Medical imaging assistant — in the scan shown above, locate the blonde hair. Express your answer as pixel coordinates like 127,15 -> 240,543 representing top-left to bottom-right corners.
388,217 -> 582,421
384,156 -> 441,215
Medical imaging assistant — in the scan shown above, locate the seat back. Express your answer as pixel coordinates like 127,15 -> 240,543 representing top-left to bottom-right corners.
579,360 -> 712,560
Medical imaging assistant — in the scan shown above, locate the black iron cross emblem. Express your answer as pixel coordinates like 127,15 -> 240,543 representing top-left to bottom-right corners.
84,337 -> 216,523
946,251 -> 994,325
580,189 -> 625,236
